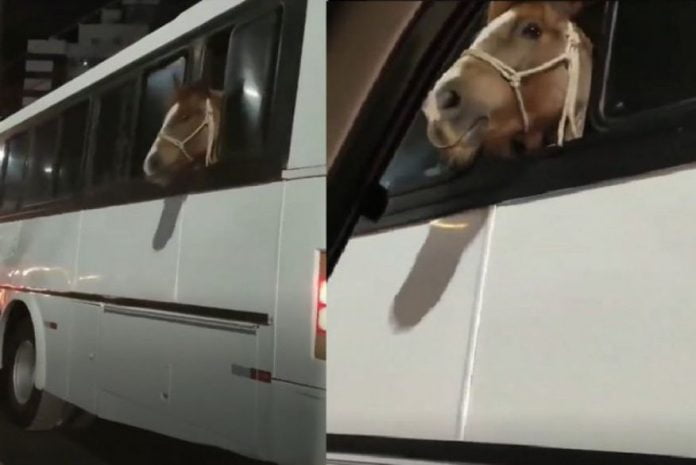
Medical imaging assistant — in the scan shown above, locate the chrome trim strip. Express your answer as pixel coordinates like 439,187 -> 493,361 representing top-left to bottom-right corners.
103,305 -> 259,334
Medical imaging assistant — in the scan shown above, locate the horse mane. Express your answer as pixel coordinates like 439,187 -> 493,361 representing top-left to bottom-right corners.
170,80 -> 213,106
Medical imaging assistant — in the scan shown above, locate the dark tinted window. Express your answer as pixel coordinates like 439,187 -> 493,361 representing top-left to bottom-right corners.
380,113 -> 456,196
133,56 -> 187,177
222,10 -> 281,160
2,132 -> 30,212
24,118 -> 59,205
56,101 -> 89,197
205,28 -> 232,91
93,82 -> 136,186
604,3 -> 696,118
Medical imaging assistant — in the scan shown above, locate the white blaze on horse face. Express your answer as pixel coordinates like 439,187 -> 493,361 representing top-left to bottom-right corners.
471,9 -> 517,49
143,102 -> 180,176
423,9 -> 517,124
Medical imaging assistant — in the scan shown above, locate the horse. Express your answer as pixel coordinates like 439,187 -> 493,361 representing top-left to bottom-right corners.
422,1 -> 593,168
143,81 -> 223,185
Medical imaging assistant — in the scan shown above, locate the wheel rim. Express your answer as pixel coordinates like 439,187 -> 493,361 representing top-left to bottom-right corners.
12,340 -> 35,406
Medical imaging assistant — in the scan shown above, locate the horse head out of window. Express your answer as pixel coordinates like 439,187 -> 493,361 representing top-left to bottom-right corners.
143,81 -> 224,186
423,1 -> 594,169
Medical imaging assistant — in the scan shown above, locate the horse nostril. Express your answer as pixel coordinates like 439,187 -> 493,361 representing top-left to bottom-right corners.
439,89 -> 461,110
148,155 -> 161,171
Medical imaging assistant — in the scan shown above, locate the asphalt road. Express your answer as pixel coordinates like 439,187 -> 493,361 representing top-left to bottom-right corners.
0,411 -> 269,465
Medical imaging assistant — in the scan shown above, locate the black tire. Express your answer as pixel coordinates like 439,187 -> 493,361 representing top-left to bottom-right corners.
2,318 -> 64,430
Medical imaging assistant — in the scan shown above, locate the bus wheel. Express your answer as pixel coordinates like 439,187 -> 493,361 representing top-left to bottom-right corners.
2,318 -> 64,430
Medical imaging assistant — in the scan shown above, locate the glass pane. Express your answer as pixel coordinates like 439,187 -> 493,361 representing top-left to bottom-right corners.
56,101 -> 89,197
94,82 -> 136,186
222,9 -> 281,160
24,119 -> 59,205
605,3 -> 696,117
3,132 -> 29,212
380,113 -> 457,196
133,56 -> 187,177
206,28 -> 232,91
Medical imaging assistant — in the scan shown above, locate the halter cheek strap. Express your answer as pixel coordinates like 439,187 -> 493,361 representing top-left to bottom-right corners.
463,22 -> 582,146
159,98 -> 219,167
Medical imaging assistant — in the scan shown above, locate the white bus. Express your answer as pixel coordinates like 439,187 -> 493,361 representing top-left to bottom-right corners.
329,1 -> 696,464
0,0 -> 325,464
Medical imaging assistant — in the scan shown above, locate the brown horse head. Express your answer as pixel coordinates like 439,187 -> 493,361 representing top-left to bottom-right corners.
423,1 -> 593,168
143,81 -> 223,185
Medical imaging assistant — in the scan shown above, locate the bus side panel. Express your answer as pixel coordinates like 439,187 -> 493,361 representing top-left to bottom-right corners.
0,212 -> 81,394
464,167 -> 696,458
268,380 -> 325,465
65,300 -> 101,413
328,209 -> 492,440
274,176 -> 326,388
0,212 -> 80,291
75,201 -> 179,301
32,294 -> 101,413
96,309 -> 261,457
176,183 -> 283,315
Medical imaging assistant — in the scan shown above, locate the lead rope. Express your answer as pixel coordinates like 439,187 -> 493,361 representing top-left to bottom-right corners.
204,98 -> 218,166
463,22 -> 582,147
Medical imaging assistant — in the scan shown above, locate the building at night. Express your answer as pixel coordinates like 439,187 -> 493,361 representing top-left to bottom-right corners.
22,0 -> 161,107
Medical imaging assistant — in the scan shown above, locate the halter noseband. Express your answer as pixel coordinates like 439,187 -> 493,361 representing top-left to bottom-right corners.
158,97 -> 219,167
462,22 -> 582,147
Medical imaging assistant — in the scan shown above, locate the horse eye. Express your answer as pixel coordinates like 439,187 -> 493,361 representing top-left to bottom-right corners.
521,23 -> 542,39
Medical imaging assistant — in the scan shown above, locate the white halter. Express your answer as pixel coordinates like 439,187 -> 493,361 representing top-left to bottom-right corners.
463,22 -> 582,146
158,98 -> 219,166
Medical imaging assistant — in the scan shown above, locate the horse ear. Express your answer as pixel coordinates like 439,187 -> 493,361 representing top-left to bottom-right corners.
548,1 -> 585,19
487,1 -> 516,23
190,80 -> 212,97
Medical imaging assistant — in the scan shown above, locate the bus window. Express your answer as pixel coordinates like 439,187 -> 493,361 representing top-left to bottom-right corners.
133,56 -> 187,177
2,132 -> 30,212
221,9 -> 281,160
56,101 -> 89,198
23,118 -> 59,205
204,27 -> 232,92
603,3 -> 696,118
93,82 -> 136,187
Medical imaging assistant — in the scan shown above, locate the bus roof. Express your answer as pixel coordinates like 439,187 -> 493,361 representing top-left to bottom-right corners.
0,0 -> 244,137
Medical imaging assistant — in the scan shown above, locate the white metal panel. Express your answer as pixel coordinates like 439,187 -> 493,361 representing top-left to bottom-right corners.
66,301 -> 102,413
274,176 -> 326,388
97,309 -> 260,455
329,209 -> 492,439
0,221 -> 28,286
75,199 -> 179,301
465,165 -> 696,458
177,184 -> 282,314
268,380 -> 326,465
286,0 -> 325,169
7,213 -> 81,291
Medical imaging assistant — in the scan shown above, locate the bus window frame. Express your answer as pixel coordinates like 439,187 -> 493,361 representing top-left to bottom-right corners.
0,0 -> 307,225
592,2 -> 696,132
21,116 -> 61,209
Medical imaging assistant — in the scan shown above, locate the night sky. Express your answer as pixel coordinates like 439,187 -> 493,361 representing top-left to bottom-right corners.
2,0 -> 114,62
0,0 -> 197,115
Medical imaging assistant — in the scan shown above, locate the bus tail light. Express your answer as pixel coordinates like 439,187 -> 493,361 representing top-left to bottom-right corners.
314,250 -> 326,360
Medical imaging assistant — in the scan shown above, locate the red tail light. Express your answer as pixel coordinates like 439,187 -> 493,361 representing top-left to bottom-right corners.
317,278 -> 327,333
315,251 -> 326,360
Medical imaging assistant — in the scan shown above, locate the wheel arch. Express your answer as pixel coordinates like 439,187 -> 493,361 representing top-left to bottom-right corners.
0,296 -> 47,390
